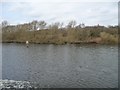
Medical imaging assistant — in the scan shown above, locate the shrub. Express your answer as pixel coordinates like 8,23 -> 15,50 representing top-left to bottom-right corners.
100,32 -> 118,44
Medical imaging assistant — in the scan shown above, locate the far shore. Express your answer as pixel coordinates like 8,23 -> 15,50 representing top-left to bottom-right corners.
2,21 -> 118,45
2,38 -> 118,45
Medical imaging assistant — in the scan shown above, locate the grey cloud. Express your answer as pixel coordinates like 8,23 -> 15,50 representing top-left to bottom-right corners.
6,2 -> 118,26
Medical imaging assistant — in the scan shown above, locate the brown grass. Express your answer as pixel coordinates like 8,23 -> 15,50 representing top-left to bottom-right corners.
2,24 -> 118,45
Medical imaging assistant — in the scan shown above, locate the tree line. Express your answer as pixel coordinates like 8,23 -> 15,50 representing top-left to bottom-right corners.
1,20 -> 119,44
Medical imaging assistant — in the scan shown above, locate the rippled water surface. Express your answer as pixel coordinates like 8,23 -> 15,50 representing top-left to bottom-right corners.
2,43 -> 118,88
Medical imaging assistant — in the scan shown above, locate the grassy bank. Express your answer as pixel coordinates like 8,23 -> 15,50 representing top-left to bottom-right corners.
1,20 -> 118,45
2,28 -> 118,45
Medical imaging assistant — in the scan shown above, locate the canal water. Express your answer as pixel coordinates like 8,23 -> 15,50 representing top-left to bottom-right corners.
2,43 -> 118,88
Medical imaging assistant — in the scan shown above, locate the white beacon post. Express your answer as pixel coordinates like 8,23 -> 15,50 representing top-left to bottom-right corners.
26,41 -> 29,47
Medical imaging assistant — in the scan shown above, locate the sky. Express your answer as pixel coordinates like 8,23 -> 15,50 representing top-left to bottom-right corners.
1,0 -> 119,26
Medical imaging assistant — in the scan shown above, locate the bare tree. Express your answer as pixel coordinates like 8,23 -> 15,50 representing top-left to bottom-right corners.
37,21 -> 47,29
67,20 -> 76,28
31,20 -> 38,25
59,22 -> 64,29
2,20 -> 8,28
49,22 -> 60,30
31,20 -> 38,30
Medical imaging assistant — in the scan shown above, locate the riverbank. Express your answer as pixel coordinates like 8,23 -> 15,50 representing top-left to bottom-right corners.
2,23 -> 118,45
2,39 -> 118,45
2,36 -> 118,45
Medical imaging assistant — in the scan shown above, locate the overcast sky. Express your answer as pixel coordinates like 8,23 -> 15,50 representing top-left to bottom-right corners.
1,0 -> 119,26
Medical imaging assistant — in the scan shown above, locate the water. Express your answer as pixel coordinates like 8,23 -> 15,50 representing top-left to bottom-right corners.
2,43 -> 118,88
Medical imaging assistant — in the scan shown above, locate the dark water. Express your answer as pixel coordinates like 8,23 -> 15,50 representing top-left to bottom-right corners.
2,43 -> 118,88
